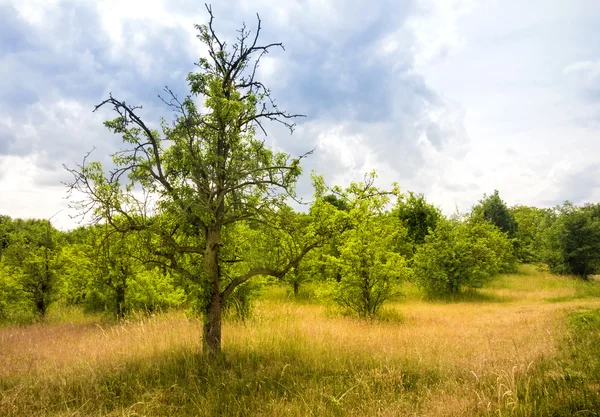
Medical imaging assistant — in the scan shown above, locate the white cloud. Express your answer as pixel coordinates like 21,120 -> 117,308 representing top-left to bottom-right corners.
564,60 -> 600,76
408,0 -> 474,70
0,154 -> 73,229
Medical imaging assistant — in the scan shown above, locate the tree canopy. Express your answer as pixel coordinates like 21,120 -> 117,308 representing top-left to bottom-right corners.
473,190 -> 516,237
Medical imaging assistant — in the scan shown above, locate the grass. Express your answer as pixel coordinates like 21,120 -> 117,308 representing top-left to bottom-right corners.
1,267 -> 600,416
485,264 -> 600,302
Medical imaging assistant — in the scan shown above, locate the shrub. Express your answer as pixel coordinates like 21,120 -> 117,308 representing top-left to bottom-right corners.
412,219 -> 515,296
540,203 -> 600,278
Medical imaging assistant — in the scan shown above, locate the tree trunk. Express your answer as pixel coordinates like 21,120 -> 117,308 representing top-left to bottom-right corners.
115,285 -> 125,319
293,281 -> 299,298
203,228 -> 222,355
35,292 -> 47,319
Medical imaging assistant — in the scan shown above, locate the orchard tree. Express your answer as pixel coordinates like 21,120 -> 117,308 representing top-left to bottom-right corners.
473,190 -> 516,237
3,219 -> 65,318
66,7 -> 322,354
325,175 -> 409,318
89,226 -> 141,318
394,191 -> 441,247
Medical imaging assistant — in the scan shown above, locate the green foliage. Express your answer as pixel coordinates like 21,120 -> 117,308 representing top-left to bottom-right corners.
59,239 -> 94,306
126,269 -> 186,313
323,175 -> 409,317
394,191 -> 441,247
540,202 -> 600,278
510,205 -> 552,263
412,219 -> 515,296
322,194 -> 349,211
0,215 -> 12,262
331,217 -> 407,317
472,190 -> 516,237
86,227 -> 140,317
3,219 -> 66,318
0,264 -> 25,320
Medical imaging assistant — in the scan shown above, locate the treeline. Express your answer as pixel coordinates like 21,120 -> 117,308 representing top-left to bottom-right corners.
2,185 -> 599,323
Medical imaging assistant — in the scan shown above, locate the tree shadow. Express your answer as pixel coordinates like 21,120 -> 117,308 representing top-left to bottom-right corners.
425,289 -> 513,304
13,338 -> 443,416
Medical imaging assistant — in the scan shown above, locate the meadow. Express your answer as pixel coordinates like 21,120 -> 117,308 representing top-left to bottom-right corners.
1,265 -> 600,416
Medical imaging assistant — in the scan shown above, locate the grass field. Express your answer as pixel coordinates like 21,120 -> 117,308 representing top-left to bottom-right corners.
1,265 -> 600,416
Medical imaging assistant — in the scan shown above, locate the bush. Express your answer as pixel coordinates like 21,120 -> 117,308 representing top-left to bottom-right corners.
412,219 -> 515,296
126,269 -> 187,313
510,205 -> 551,263
330,215 -> 409,318
540,203 -> 600,278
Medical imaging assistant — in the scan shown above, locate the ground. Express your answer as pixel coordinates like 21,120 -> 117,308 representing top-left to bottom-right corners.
1,265 -> 600,416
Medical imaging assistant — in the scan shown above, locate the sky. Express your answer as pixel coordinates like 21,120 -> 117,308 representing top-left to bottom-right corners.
1,0 -> 600,229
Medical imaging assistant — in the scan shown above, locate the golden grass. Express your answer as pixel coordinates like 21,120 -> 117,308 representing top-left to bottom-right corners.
1,267 -> 600,416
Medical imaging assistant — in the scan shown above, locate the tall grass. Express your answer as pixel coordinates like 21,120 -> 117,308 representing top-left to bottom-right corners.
1,268 -> 600,416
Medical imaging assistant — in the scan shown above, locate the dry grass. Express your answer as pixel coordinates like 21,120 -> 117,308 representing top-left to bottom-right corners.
1,266 -> 600,416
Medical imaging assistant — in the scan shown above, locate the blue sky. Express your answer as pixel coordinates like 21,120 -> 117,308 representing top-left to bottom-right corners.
1,0 -> 600,229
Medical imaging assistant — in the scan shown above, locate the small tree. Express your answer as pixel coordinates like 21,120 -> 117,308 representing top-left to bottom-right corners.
88,225 -> 141,318
413,219 -> 515,296
394,192 -> 441,246
325,175 -> 408,317
473,190 -> 516,237
4,219 -> 65,318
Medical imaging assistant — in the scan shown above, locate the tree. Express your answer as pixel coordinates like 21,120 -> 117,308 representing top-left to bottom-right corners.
394,192 -> 441,247
0,215 -> 12,262
89,226 -> 141,318
473,190 -> 516,237
540,202 -> 600,278
510,205 -> 551,263
3,219 -> 65,318
60,226 -> 95,307
66,7 -> 319,354
412,219 -> 515,296
324,175 -> 409,318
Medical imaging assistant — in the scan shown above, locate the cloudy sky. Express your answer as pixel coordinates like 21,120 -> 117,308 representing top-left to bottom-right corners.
1,0 -> 600,229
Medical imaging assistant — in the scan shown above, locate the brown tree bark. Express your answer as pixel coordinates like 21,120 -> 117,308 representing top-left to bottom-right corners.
202,228 -> 222,355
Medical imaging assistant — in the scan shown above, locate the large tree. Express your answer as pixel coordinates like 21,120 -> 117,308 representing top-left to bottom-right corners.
66,7 -> 319,354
